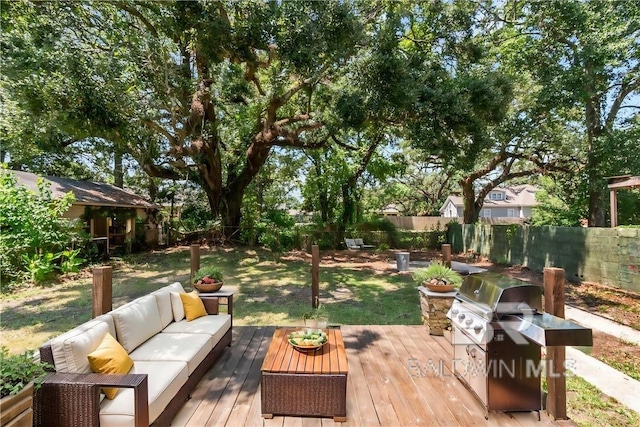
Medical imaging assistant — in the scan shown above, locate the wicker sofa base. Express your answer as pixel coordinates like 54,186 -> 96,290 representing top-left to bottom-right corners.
34,327 -> 232,427
261,372 -> 347,421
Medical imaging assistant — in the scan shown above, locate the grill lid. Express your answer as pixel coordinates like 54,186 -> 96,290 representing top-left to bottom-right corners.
458,273 -> 542,319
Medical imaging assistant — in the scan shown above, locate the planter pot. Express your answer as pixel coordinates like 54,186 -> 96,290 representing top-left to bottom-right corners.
304,318 -> 328,329
304,319 -> 318,329
0,382 -> 34,427
194,280 -> 223,292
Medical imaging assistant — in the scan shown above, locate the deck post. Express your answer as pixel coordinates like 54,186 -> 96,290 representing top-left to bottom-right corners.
92,266 -> 112,317
311,245 -> 319,308
543,267 -> 567,420
190,244 -> 200,284
442,244 -> 452,267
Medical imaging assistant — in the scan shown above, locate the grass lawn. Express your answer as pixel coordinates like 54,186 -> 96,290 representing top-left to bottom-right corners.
1,245 -> 637,427
0,246 -> 421,354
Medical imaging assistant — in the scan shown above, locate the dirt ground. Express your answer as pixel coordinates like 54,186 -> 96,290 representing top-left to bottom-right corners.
298,248 -> 640,381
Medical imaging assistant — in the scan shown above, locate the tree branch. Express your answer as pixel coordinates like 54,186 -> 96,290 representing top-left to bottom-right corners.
274,114 -> 312,127
113,1 -> 158,37
606,78 -> 640,128
144,120 -> 177,146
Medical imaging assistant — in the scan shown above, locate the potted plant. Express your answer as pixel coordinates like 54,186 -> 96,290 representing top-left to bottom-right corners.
413,261 -> 462,292
303,304 -> 328,329
192,266 -> 224,292
0,346 -> 50,427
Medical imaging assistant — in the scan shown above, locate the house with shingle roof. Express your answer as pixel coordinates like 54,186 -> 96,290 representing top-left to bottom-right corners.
11,170 -> 160,253
440,184 -> 539,220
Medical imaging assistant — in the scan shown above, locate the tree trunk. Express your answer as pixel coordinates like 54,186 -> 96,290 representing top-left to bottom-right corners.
461,177 -> 481,223
114,149 -> 124,188
219,143 -> 271,231
340,184 -> 356,226
584,64 -> 606,227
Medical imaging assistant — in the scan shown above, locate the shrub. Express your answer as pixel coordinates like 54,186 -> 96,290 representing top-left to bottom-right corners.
0,346 -> 51,398
0,169 -> 86,284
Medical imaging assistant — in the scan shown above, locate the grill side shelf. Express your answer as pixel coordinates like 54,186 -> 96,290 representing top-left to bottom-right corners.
504,313 -> 593,347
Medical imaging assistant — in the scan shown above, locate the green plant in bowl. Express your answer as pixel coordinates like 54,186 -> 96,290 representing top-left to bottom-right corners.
192,266 -> 224,292
413,261 -> 462,290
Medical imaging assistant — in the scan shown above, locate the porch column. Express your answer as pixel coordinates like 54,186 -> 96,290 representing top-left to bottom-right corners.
609,189 -> 618,228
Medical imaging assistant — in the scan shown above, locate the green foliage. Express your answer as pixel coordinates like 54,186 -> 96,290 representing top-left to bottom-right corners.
376,243 -> 390,252
531,177 -> 584,226
0,169 -> 87,284
350,217 -> 400,248
0,346 -> 50,398
21,252 -> 59,283
254,210 -> 297,252
192,266 -> 223,284
412,261 -> 462,286
59,249 -> 85,274
396,231 -> 445,250
303,303 -> 328,321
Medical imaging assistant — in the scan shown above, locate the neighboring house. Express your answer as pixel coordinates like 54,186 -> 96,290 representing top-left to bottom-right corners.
381,204 -> 401,216
12,170 -> 160,253
440,185 -> 540,220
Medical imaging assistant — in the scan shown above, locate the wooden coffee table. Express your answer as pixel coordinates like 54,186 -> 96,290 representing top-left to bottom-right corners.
261,327 -> 348,421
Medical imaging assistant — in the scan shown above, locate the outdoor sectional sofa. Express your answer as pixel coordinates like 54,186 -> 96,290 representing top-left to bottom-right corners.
34,282 -> 232,427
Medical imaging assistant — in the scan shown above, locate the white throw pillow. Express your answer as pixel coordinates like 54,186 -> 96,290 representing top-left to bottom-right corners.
170,292 -> 185,322
151,288 -> 174,329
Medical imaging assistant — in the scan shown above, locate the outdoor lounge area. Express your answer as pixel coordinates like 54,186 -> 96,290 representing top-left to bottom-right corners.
344,238 -> 375,250
171,325 -> 563,426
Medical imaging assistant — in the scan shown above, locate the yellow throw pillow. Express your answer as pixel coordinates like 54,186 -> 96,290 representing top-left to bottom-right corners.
87,333 -> 134,399
180,291 -> 208,321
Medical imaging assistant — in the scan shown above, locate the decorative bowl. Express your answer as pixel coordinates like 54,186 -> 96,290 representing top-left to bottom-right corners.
194,281 -> 223,292
289,341 -> 327,352
288,329 -> 328,352
425,283 -> 456,293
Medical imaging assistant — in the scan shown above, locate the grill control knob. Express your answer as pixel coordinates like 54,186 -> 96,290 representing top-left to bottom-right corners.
465,318 -> 473,326
473,324 -> 483,333
458,313 -> 465,321
451,308 -> 459,316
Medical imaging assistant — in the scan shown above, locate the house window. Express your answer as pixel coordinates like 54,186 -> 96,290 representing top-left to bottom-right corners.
484,209 -> 491,218
489,192 -> 503,201
507,209 -> 515,217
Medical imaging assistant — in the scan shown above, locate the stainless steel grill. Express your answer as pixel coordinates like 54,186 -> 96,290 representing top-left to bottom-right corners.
447,273 -> 592,417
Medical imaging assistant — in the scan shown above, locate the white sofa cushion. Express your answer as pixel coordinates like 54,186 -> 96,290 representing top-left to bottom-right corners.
128,333 -> 212,375
162,314 -> 231,346
50,315 -> 114,373
151,283 -> 185,328
99,360 -> 188,426
170,292 -> 185,322
111,295 -> 163,353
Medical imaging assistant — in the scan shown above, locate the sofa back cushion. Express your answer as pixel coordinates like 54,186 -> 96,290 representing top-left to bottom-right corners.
50,316 -> 114,373
111,295 -> 163,353
151,282 -> 186,328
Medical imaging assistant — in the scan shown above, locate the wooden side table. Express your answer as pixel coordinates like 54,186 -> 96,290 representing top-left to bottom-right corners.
261,327 -> 348,421
197,290 -> 234,326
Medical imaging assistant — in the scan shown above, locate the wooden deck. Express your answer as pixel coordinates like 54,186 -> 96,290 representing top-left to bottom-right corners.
172,325 -> 569,427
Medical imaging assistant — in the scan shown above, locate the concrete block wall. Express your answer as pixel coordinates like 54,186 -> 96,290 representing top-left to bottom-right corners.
449,224 -> 640,292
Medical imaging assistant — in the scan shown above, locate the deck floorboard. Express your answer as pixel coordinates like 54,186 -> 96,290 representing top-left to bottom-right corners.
174,325 -> 569,426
